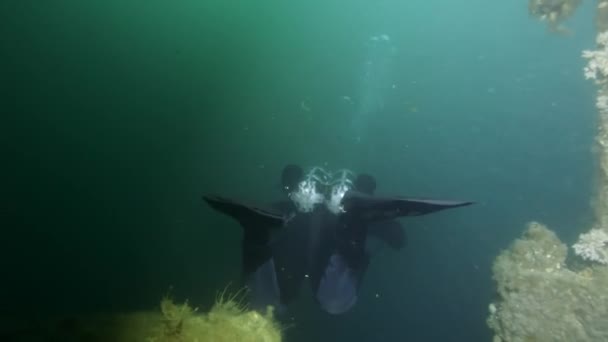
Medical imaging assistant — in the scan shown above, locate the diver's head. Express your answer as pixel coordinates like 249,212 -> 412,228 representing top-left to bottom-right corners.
281,164 -> 304,194
354,173 -> 376,195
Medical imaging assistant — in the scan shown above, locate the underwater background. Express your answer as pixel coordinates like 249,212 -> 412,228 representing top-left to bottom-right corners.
0,0 -> 600,341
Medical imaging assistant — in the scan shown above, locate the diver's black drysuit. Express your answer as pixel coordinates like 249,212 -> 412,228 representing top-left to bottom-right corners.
203,164 -> 472,314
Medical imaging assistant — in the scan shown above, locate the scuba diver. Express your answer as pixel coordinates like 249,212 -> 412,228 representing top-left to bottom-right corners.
203,164 -> 473,315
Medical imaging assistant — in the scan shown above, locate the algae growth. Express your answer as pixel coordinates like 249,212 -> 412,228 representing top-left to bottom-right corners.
487,222 -> 608,342
2,292 -> 282,342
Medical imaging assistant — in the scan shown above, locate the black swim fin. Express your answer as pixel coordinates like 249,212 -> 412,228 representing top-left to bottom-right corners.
203,195 -> 287,285
203,195 -> 285,242
342,191 -> 473,222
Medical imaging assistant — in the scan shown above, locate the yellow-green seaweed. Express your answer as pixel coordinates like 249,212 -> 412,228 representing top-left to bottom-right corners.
2,291 -> 282,342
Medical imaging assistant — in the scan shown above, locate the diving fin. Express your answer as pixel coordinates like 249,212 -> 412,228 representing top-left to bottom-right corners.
203,195 -> 285,242
204,195 -> 289,292
342,191 -> 473,222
